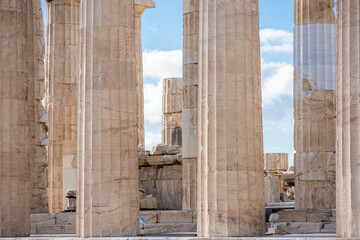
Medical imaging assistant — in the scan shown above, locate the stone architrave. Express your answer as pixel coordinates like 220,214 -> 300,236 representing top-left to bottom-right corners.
0,0 -> 45,236
46,0 -> 80,213
336,0 -> 360,238
197,0 -> 265,237
293,0 -> 336,209
76,0 -> 139,237
162,78 -> 183,147
182,0 -> 199,211
134,0 -> 155,147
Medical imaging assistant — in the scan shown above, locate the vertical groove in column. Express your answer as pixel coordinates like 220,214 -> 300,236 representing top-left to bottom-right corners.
293,0 -> 336,210
197,0 -> 264,237
27,0 -> 48,213
77,0 -> 139,237
46,0 -> 80,213
182,0 -> 199,211
0,0 -> 42,236
336,0 -> 360,238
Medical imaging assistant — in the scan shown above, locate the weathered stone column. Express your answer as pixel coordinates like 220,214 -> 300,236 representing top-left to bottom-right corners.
182,0 -> 198,211
27,0 -> 48,213
0,0 -> 45,236
77,0 -> 139,237
162,77 -> 183,146
197,0 -> 265,237
336,0 -> 360,237
293,0 -> 336,209
135,0 -> 154,147
46,0 -> 80,213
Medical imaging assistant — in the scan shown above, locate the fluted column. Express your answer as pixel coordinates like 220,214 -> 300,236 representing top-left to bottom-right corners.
27,0 -> 48,213
293,0 -> 336,209
197,0 -> 265,237
46,0 -> 80,213
336,0 -> 360,238
134,0 -> 154,147
182,0 -> 199,211
0,0 -> 44,236
77,0 -> 139,237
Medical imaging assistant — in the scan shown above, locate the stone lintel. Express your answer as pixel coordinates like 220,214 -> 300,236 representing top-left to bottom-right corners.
135,0 -> 155,15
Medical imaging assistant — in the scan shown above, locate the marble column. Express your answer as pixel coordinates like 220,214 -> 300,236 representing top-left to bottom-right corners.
336,0 -> 360,237
28,0 -> 48,213
182,0 -> 199,211
46,0 -> 80,213
134,0 -> 154,147
293,0 -> 336,209
197,0 -> 265,237
162,77 -> 183,146
77,0 -> 139,237
0,0 -> 44,236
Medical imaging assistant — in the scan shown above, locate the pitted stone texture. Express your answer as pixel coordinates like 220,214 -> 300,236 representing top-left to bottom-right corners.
336,1 -> 360,238
294,0 -> 335,26
264,153 -> 288,172
162,78 -> 183,147
293,0 -> 336,210
46,0 -> 80,213
197,0 -> 265,237
264,175 -> 281,204
76,0 -> 139,237
0,0 -> 46,236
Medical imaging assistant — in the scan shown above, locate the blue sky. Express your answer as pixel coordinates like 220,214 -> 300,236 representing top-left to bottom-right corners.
41,0 -> 296,166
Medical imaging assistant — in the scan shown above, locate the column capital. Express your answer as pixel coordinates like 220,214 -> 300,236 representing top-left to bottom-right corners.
134,0 -> 155,15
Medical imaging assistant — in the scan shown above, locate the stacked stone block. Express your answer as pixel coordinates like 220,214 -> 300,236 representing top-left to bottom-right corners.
197,0 -> 265,237
46,0 -> 80,213
182,0 -> 199,212
293,0 -> 336,209
162,78 -> 183,147
77,0 -> 139,237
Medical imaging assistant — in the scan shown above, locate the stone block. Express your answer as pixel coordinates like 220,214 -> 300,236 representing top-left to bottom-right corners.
264,175 -> 280,204
139,151 -> 150,166
158,211 -> 193,223
163,113 -> 182,129
150,144 -> 181,155
31,213 -> 56,225
306,209 -> 333,222
64,225 -> 76,234
264,153 -> 288,172
140,180 -> 156,195
55,212 -> 76,225
142,223 -> 196,233
277,222 -> 323,234
162,78 -> 183,114
295,180 -> 336,209
139,167 -> 159,181
139,211 -> 157,224
155,180 -> 182,210
158,165 -> 182,180
321,222 -> 336,233
147,155 -> 178,166
140,195 -> 158,209
36,225 -> 65,234
162,127 -> 182,147
295,152 -> 335,181
278,210 -> 307,222
282,171 -> 295,183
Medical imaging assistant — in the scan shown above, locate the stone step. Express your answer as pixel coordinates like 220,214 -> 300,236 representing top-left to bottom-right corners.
277,222 -> 336,234
140,223 -> 196,235
278,209 -> 336,222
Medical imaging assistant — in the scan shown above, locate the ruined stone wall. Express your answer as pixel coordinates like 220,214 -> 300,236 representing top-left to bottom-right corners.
294,0 -> 336,209
162,78 -> 183,147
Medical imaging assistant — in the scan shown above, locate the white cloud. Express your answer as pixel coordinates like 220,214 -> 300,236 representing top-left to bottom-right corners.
143,49 -> 182,80
145,131 -> 162,150
261,59 -> 293,107
143,49 -> 183,149
260,28 -> 293,53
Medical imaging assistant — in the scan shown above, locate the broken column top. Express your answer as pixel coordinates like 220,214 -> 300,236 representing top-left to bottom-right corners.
294,0 -> 335,26
135,0 -> 155,15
